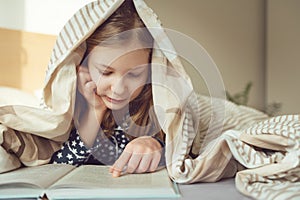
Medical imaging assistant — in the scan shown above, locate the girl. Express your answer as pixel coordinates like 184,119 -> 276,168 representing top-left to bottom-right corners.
50,0 -> 165,178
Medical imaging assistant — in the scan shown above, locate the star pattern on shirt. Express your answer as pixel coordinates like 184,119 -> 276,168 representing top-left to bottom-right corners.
67,153 -> 73,160
50,129 -> 90,165
57,152 -> 62,159
72,140 -> 77,147
50,127 -> 130,166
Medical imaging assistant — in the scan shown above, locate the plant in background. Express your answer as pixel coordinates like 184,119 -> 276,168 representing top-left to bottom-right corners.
265,102 -> 282,117
226,82 -> 252,106
226,81 -> 282,116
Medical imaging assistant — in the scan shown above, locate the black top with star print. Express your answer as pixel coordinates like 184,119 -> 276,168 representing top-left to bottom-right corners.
50,126 -> 131,166
50,126 -> 165,166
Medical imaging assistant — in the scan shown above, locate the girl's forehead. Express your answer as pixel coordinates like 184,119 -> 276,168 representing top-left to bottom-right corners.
89,45 -> 150,65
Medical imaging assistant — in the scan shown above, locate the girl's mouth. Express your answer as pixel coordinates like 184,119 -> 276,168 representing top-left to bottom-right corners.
105,96 -> 126,104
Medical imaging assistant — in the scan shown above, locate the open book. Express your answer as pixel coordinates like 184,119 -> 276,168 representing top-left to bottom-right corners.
0,164 -> 180,199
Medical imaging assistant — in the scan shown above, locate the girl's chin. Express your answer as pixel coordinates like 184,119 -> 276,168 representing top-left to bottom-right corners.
105,104 -> 126,111
103,98 -> 128,111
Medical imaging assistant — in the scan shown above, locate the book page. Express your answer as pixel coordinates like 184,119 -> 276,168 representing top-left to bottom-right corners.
47,165 -> 180,199
0,164 -> 75,189
51,165 -> 174,189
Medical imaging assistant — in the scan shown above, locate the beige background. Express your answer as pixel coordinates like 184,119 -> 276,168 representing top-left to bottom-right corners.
266,0 -> 300,114
146,0 -> 266,110
0,0 -> 299,114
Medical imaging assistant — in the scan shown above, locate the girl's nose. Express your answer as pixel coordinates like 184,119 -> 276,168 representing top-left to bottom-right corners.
111,77 -> 126,96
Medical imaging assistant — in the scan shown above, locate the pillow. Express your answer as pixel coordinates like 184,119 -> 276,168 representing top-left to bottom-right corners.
0,87 -> 39,107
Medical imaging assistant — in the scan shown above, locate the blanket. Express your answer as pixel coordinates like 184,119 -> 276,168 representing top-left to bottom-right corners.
0,1 -> 299,199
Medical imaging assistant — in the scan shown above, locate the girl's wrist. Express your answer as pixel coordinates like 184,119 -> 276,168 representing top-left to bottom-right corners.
86,106 -> 106,124
77,106 -> 105,148
151,135 -> 165,147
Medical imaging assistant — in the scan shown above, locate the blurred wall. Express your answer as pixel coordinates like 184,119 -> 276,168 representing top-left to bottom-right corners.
0,28 -> 56,93
0,1 -> 25,90
266,0 -> 300,114
0,0 -> 94,35
0,0 -> 90,93
145,0 -> 266,111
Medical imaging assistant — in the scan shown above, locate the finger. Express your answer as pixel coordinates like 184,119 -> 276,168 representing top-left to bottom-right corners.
135,153 -> 152,173
148,152 -> 161,172
77,65 -> 89,72
109,166 -> 114,173
85,81 -> 97,94
110,166 -> 122,178
126,153 -> 142,174
78,70 -> 92,82
77,72 -> 92,93
111,151 -> 132,177
77,66 -> 91,80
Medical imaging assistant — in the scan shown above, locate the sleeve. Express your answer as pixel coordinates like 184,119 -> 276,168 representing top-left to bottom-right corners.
151,132 -> 166,166
50,129 -> 91,166
152,133 -> 165,147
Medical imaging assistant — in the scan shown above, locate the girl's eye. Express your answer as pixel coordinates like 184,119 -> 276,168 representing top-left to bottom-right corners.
98,69 -> 112,76
128,72 -> 142,78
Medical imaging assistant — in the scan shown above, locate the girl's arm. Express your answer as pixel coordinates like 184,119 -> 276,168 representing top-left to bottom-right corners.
77,106 -> 105,147
51,66 -> 107,165
76,66 -> 107,148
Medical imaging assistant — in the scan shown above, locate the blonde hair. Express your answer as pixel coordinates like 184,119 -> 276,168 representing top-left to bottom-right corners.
76,0 -> 164,141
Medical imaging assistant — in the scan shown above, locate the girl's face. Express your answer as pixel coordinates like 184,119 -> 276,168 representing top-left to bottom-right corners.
87,44 -> 150,110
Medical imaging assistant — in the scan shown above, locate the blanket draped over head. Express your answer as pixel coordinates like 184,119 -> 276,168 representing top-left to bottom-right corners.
0,1 -> 299,199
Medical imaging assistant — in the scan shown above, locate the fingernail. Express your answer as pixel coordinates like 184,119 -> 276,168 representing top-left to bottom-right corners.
112,171 -> 119,178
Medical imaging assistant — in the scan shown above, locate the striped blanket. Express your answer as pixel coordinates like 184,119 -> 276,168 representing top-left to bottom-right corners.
0,1 -> 299,199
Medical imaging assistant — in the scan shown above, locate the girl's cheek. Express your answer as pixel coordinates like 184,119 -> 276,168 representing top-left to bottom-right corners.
88,68 -> 99,83
96,77 -> 111,91
129,78 -> 146,94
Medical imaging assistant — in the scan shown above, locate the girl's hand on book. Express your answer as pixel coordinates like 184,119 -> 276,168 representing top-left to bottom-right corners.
109,136 -> 162,177
77,65 -> 107,116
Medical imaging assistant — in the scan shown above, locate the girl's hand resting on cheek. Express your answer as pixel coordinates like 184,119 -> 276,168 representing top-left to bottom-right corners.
109,136 -> 163,177
77,66 -> 106,114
